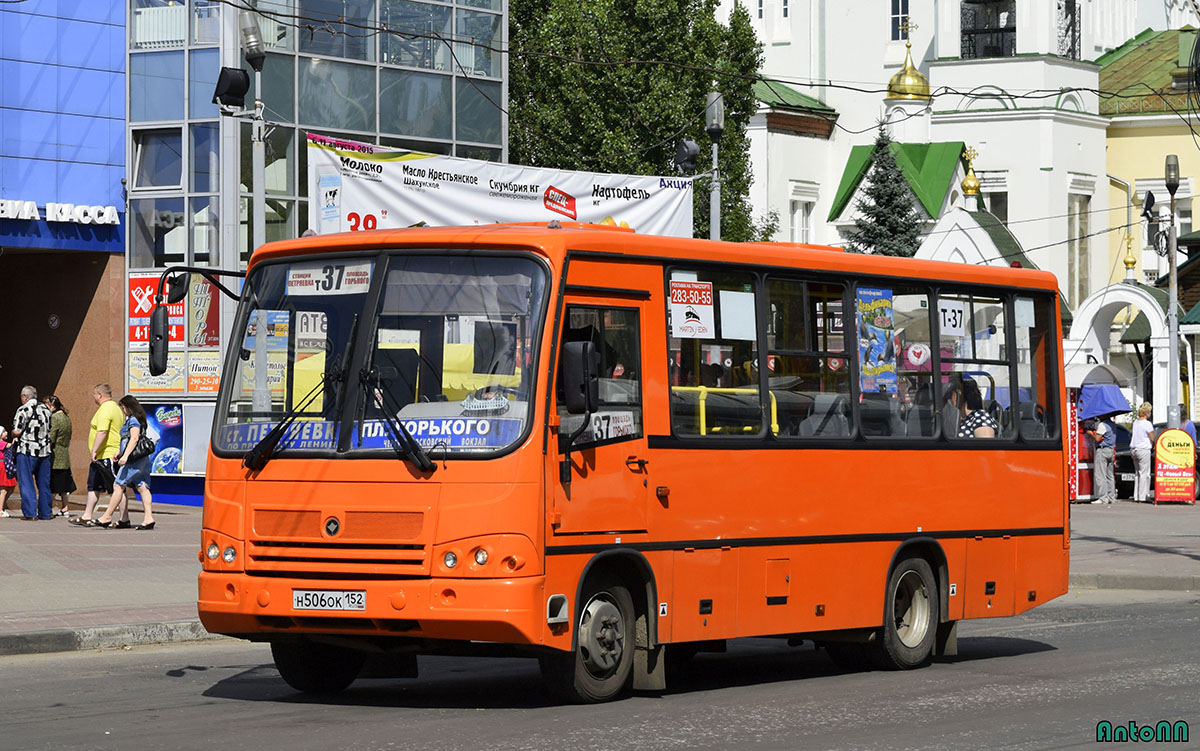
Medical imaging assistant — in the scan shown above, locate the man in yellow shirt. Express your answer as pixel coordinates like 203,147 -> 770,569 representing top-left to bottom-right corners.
71,384 -> 123,525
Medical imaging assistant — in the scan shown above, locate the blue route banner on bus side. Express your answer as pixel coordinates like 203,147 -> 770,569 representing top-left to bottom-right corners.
218,416 -> 524,452
219,420 -> 340,452
354,417 -> 525,449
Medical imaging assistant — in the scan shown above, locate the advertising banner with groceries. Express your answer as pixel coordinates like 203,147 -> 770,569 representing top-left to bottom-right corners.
306,133 -> 694,238
1153,428 -> 1196,504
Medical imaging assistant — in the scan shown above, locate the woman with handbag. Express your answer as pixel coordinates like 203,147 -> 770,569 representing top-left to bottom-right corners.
95,396 -> 156,530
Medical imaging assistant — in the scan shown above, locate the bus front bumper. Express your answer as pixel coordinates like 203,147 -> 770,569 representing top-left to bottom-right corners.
198,571 -> 547,645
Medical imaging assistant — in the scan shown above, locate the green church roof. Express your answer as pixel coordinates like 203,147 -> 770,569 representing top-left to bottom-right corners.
828,141 -> 965,222
752,79 -> 837,115
1098,27 -> 1194,116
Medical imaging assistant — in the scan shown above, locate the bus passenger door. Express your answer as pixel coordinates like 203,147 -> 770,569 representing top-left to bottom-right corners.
552,301 -> 649,535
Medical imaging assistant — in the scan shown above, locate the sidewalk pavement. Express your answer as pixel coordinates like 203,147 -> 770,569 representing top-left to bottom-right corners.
0,500 -> 1197,656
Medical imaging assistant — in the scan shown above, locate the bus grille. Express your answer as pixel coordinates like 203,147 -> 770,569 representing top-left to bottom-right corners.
247,509 -> 430,577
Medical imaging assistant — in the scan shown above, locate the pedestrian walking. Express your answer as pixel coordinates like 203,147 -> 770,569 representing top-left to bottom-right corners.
95,395 -> 155,530
0,426 -> 16,516
10,385 -> 54,520
71,384 -> 123,526
1130,402 -> 1154,503
44,395 -> 76,516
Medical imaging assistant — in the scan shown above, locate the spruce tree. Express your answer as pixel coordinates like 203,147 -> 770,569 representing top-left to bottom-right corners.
845,126 -> 926,256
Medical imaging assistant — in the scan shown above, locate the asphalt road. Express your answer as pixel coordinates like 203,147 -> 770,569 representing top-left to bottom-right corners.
2,589 -> 1197,751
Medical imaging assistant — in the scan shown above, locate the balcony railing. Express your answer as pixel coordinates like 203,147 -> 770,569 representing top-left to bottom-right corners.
960,26 -> 1016,59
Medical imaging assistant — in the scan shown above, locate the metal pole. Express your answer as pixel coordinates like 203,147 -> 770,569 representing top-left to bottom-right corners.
252,69 -> 266,254
710,142 -> 720,241
1168,197 -> 1180,428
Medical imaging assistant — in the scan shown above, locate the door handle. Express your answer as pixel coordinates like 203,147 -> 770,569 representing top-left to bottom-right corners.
625,456 -> 649,471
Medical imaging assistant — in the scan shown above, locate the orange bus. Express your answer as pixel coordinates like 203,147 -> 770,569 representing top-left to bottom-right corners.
150,222 -> 1068,702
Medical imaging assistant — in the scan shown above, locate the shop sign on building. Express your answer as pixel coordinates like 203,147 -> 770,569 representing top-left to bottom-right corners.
129,274 -> 185,348
187,351 -> 221,394
129,351 -> 186,393
187,274 -> 220,348
0,199 -> 120,225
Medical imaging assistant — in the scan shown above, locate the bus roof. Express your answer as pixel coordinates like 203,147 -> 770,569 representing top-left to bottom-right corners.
252,224 -> 1061,293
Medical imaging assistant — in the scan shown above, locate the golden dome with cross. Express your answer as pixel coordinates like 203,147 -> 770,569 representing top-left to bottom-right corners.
886,19 -> 932,101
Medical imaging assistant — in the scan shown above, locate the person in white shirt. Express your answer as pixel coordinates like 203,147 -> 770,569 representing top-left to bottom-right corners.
1130,402 -> 1155,503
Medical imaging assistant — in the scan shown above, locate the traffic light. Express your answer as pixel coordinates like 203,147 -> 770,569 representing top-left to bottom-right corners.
674,139 -> 699,174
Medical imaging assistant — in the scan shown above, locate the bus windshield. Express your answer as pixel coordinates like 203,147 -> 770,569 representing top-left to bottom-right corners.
214,252 -> 548,458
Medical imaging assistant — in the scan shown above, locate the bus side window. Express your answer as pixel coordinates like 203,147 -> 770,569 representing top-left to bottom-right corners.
558,306 -> 643,447
767,278 -> 849,438
668,270 -> 762,436
1015,295 -> 1059,440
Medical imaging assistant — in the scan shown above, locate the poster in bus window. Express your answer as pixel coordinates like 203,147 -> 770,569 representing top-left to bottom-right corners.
141,404 -> 184,475
243,310 -> 290,351
669,280 -> 714,338
856,287 -> 897,394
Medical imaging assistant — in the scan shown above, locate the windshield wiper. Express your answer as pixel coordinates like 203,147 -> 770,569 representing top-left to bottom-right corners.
360,366 -> 436,473
242,368 -> 339,471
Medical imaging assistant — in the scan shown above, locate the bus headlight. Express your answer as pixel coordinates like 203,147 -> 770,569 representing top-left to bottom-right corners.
207,543 -> 220,560
473,548 -> 489,566
443,551 -> 458,569
222,546 -> 237,564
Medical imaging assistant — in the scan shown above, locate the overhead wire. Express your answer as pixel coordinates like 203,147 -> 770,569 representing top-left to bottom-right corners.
217,0 -> 1197,256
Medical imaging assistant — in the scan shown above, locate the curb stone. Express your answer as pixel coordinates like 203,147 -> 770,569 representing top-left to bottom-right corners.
0,620 -> 224,657
1069,573 -> 1200,592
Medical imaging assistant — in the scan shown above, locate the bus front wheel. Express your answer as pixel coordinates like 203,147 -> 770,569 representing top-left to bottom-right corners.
879,556 -> 938,670
271,640 -> 365,694
540,575 -> 636,703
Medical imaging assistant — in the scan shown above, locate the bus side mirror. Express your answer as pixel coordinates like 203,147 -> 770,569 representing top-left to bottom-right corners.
562,341 -> 599,414
148,304 -> 169,376
166,272 -> 189,304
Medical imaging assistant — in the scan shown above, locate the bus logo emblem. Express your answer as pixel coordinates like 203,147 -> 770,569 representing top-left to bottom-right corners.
325,517 -> 341,536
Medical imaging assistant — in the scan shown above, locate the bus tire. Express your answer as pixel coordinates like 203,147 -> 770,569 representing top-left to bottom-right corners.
879,556 -> 938,670
541,575 -> 636,703
271,640 -> 364,694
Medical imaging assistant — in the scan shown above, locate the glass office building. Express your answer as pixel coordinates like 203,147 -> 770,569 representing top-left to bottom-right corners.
125,0 -> 507,499
0,2 -> 127,496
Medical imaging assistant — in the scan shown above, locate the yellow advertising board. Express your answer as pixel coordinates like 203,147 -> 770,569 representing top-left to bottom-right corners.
1153,428 -> 1196,504
129,351 -> 187,393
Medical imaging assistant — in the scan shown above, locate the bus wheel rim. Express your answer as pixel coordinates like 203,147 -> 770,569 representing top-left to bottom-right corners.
893,569 -> 931,649
579,593 -> 625,678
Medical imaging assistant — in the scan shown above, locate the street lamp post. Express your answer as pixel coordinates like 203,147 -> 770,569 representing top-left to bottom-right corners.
1166,154 -> 1181,429
240,10 -> 267,255
239,10 -> 269,415
705,92 -> 724,242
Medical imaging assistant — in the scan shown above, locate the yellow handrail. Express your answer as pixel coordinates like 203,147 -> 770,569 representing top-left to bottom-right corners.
670,386 -> 779,435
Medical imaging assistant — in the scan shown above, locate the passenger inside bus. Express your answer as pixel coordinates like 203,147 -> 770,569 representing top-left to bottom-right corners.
956,378 -> 998,438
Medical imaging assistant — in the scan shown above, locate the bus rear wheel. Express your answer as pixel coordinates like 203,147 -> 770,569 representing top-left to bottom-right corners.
879,556 -> 938,670
271,640 -> 365,694
540,575 -> 636,703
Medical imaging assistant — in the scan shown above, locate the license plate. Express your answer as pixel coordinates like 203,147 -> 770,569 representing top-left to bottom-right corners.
292,589 -> 366,611
1120,473 -> 1135,482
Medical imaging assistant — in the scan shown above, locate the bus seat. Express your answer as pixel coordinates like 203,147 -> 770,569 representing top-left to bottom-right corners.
1019,401 -> 1046,438
798,394 -> 849,437
860,393 -> 900,437
905,383 -> 934,437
